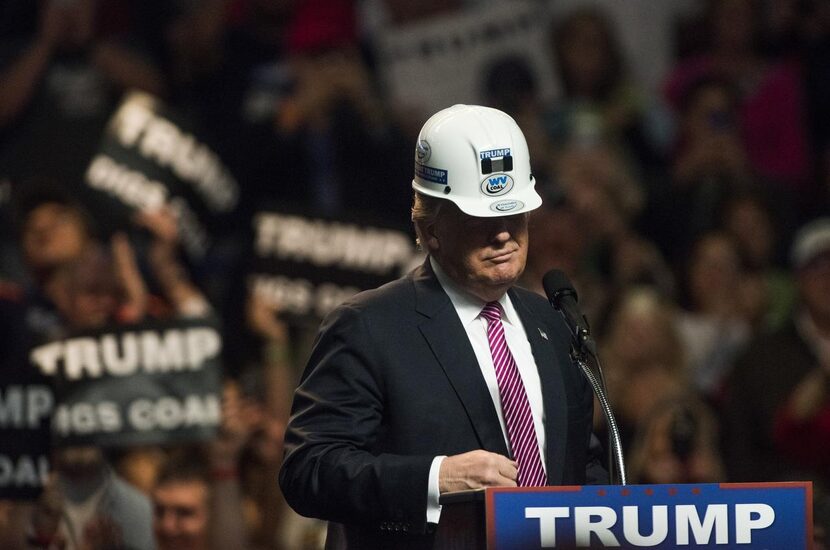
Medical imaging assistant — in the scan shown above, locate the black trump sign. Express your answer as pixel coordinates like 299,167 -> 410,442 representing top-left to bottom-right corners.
30,318 -> 223,447
84,91 -> 240,260
0,380 -> 52,500
248,210 -> 422,324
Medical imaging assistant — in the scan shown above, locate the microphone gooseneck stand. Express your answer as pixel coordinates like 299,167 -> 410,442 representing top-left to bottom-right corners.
544,269 -> 627,485
570,344 -> 627,486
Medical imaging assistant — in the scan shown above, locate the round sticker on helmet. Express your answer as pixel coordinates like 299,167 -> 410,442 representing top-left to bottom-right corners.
490,200 -> 524,213
480,173 -> 514,196
416,140 -> 431,162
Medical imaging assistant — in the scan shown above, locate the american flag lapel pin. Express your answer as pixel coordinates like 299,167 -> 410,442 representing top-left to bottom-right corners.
538,328 -> 548,340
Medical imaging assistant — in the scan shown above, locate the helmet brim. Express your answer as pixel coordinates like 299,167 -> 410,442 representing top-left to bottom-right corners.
412,177 -> 543,217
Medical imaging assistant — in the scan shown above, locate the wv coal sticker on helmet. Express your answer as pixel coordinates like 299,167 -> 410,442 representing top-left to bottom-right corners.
480,173 -> 514,196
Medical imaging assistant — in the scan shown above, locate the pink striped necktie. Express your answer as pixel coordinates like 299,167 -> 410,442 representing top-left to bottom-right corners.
480,302 -> 547,487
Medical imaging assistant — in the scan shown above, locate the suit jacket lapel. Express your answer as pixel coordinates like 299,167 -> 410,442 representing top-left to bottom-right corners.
413,262 -> 509,456
509,289 -> 568,485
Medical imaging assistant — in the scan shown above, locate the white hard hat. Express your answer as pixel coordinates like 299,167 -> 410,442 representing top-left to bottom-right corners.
412,104 -> 542,217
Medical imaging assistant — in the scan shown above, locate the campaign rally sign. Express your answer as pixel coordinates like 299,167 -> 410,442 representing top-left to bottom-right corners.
486,483 -> 812,549
374,0 -> 557,116
84,91 -> 240,260
0,372 -> 52,500
29,318 -> 223,447
249,210 -> 422,324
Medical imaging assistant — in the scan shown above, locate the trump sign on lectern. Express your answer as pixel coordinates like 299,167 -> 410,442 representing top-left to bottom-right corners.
486,482 -> 812,549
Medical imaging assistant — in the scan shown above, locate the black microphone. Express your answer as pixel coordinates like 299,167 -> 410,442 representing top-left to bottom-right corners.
542,270 -> 597,356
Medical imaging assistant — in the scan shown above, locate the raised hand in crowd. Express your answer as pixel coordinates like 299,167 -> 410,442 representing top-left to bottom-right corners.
246,290 -> 289,346
0,0 -> 64,126
24,474 -> 65,550
56,236 -> 147,330
79,515 -> 123,550
111,232 -> 148,324
246,291 -> 294,427
0,0 -> 165,128
209,381 -> 257,472
134,208 -> 210,318
279,48 -> 384,133
204,380 -> 253,550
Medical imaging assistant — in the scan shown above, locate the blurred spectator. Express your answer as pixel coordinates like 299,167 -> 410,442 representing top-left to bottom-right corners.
274,42 -> 412,224
547,7 -> 669,176
676,232 -> 752,399
773,367 -> 830,482
153,458 -> 212,550
671,76 -> 748,190
721,192 -> 797,330
599,287 -> 688,448
13,185 -> 97,342
481,55 -> 556,184
55,236 -> 148,330
664,0 -> 811,192
143,0 -> 294,200
520,189 -> 609,325
627,395 -> 726,484
755,0 -> 830,219
17,187 -> 93,283
769,219 -> 830,485
521,191 -> 586,294
27,446 -> 156,550
553,139 -> 674,303
0,498 -> 36,549
653,76 -> 753,261
242,290 -> 327,549
153,445 -> 247,550
0,0 -> 165,189
722,217 -> 830,487
151,381 -> 251,550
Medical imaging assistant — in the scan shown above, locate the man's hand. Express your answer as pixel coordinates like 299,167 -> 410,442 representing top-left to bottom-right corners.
439,450 -> 518,493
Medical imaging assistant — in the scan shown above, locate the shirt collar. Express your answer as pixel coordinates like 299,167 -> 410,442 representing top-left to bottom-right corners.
430,256 -> 517,326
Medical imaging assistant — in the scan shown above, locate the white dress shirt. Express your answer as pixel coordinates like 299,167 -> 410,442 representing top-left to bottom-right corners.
426,257 -> 547,523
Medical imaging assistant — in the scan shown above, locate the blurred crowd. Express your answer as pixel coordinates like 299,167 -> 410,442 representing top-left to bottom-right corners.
1,0 -> 830,548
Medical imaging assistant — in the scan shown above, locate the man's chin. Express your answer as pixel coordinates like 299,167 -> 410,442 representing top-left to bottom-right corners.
476,269 -> 522,298
484,261 -> 524,284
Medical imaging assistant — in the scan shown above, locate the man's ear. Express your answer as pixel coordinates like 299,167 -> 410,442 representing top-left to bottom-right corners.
414,219 -> 440,252
424,221 -> 440,252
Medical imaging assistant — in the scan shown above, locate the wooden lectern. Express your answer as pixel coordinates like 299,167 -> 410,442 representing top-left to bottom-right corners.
433,489 -> 486,549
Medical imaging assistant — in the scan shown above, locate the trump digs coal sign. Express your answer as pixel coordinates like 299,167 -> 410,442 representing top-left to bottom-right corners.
30,318 -> 223,447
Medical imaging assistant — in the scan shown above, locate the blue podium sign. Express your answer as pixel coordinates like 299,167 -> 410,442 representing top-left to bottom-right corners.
486,482 -> 812,549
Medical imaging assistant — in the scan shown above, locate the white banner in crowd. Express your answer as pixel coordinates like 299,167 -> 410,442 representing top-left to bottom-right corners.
374,1 -> 557,115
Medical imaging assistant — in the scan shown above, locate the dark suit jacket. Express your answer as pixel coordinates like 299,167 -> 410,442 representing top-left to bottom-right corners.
279,261 -> 607,548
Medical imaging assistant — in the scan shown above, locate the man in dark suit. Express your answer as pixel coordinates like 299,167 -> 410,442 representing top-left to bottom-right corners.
279,105 -> 607,548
